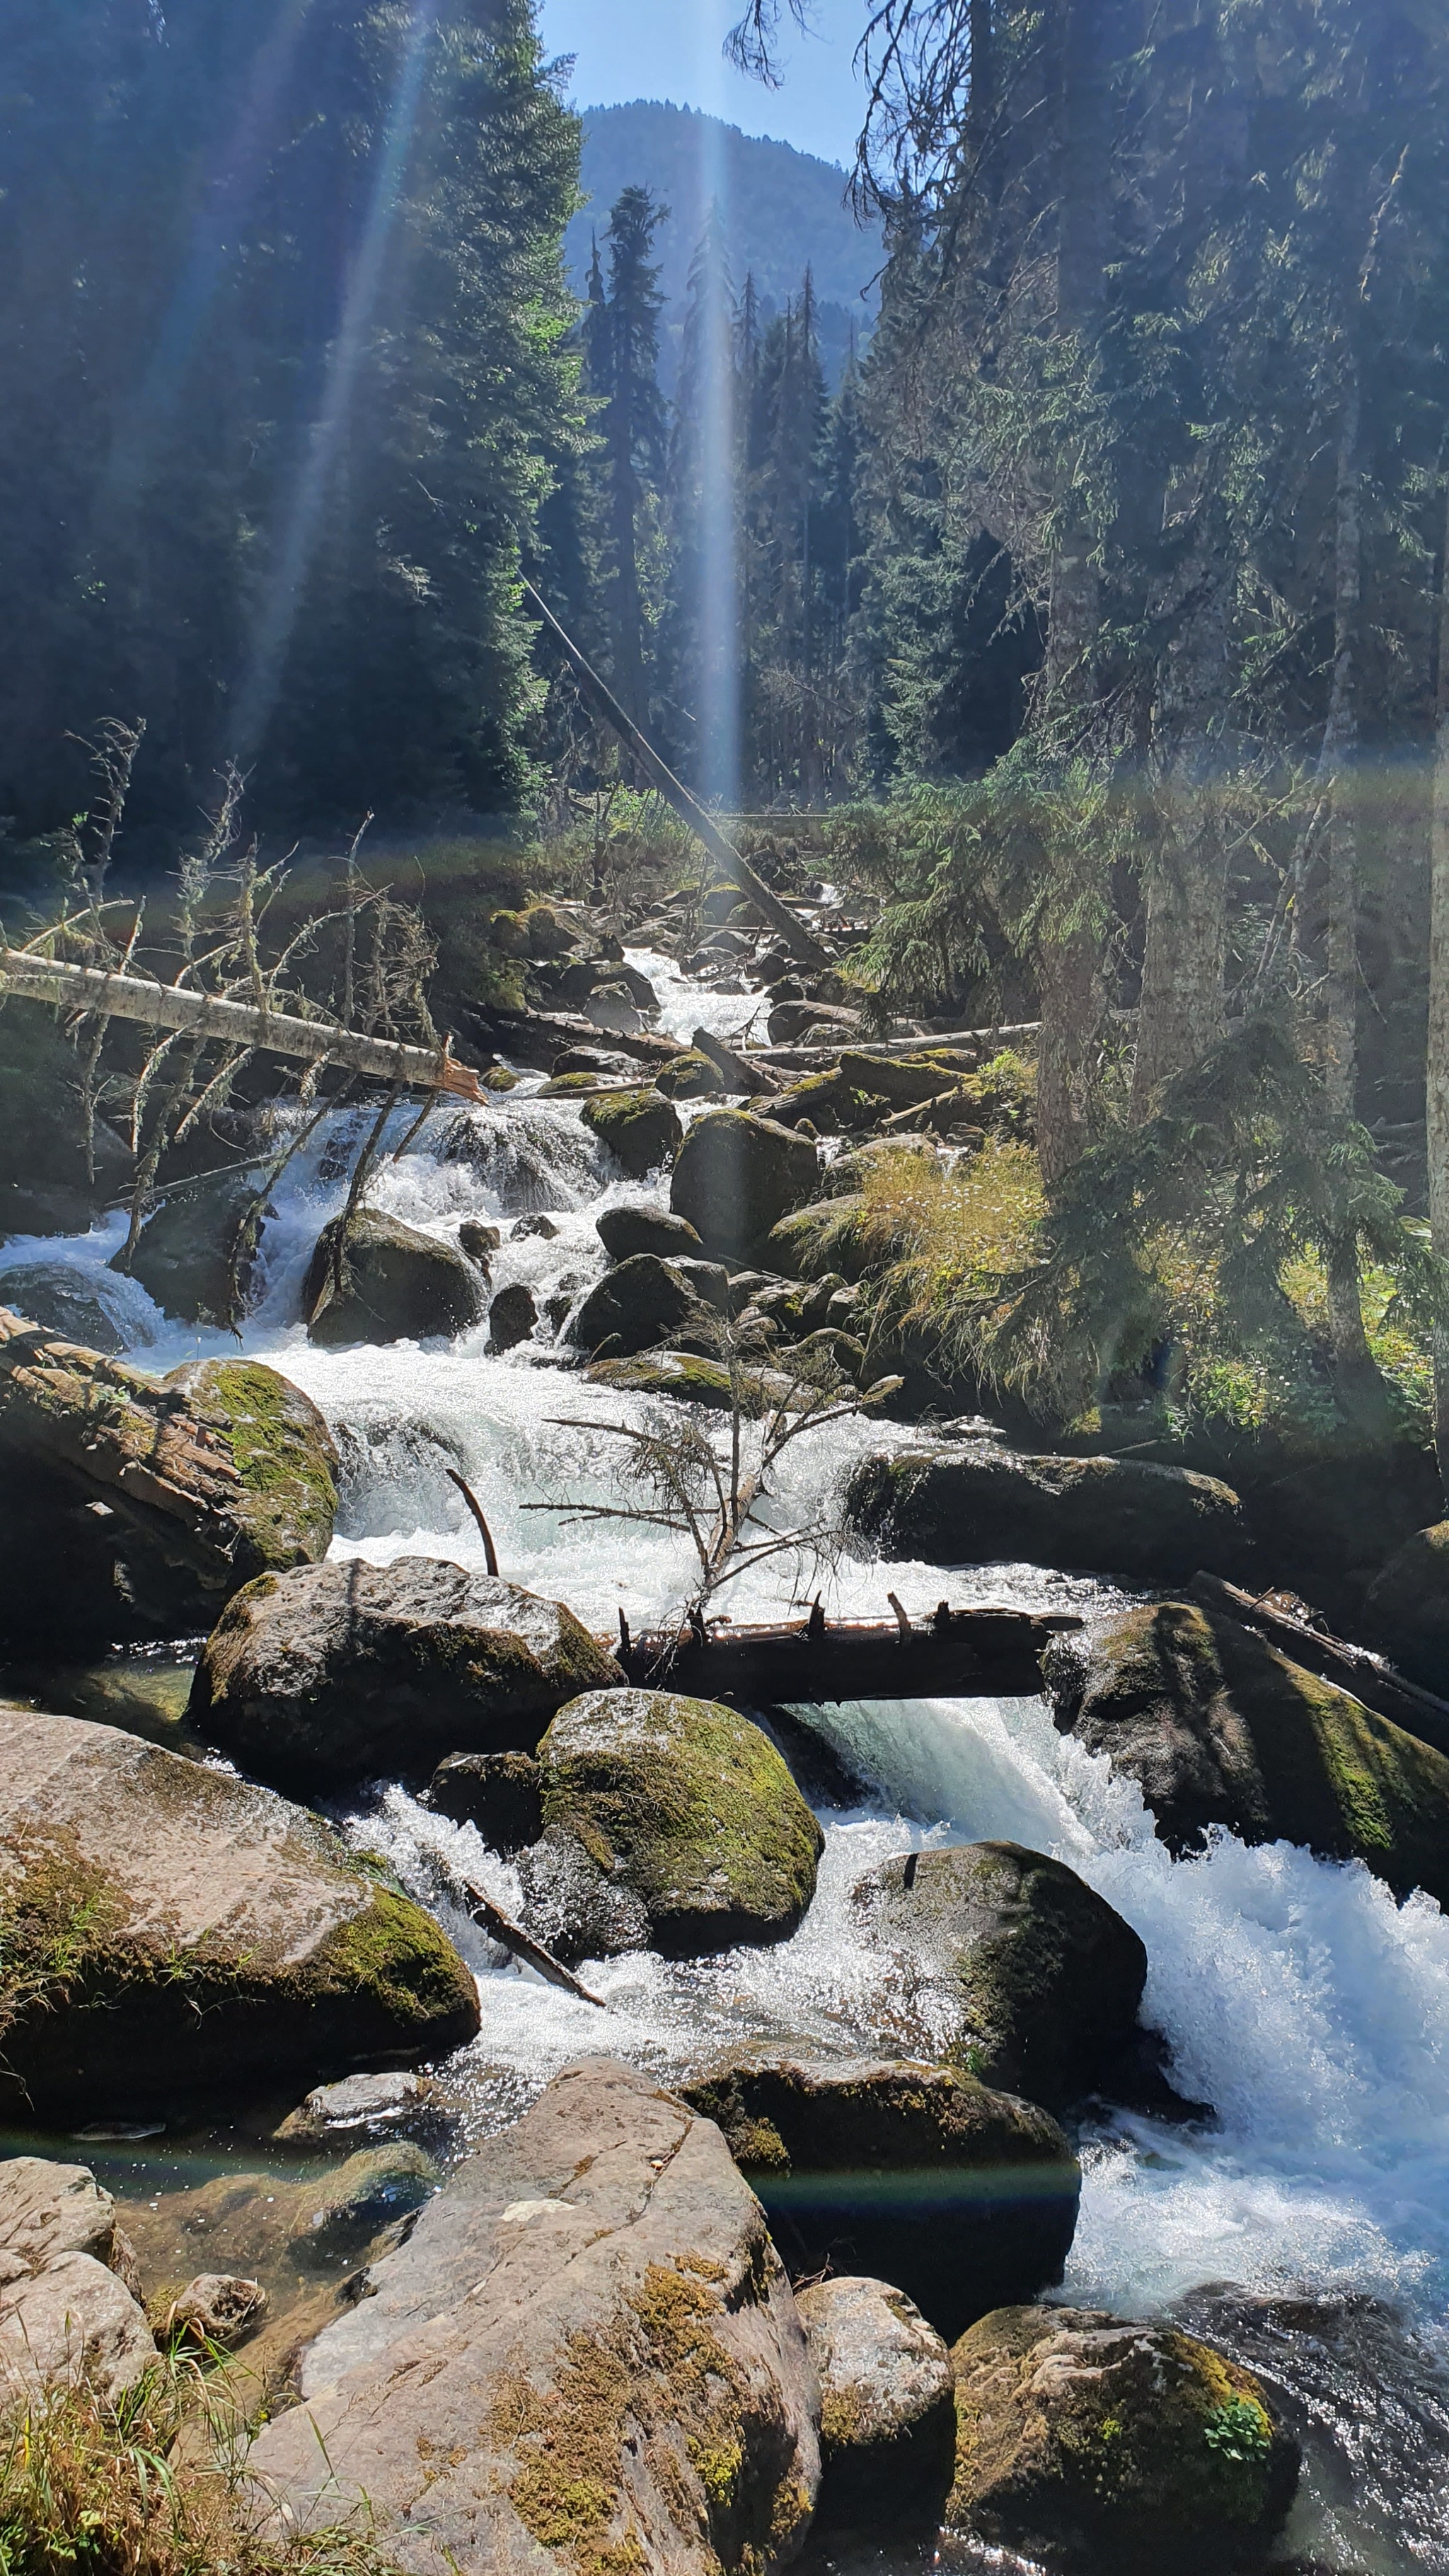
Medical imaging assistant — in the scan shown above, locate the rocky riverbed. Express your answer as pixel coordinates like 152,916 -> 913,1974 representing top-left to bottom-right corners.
1,902 -> 1448,2572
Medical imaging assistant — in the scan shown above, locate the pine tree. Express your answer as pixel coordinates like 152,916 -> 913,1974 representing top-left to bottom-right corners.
589,184 -> 669,732
662,206 -> 741,802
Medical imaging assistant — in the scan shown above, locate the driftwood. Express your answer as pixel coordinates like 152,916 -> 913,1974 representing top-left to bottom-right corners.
453,1871 -> 606,2008
524,581 -> 827,971
0,948 -> 485,1100
616,1603 -> 1081,1705
474,1003 -> 684,1074
1191,1571 -> 1449,1760
691,1025 -> 783,1094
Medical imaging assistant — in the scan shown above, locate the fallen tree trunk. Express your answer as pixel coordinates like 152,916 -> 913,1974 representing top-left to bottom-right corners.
524,581 -> 828,971
469,1003 -> 685,1074
0,948 -> 485,1100
1191,1571 -> 1449,1761
617,1604 -> 1080,1705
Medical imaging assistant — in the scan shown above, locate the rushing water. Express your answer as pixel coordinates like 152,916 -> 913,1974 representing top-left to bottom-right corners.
4,947 -> 1449,2568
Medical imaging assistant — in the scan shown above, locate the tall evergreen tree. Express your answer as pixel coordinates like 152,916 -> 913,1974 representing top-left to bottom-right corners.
587,184 -> 669,731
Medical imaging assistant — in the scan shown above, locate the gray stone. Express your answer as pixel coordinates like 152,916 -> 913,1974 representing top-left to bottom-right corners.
797,2275 -> 954,2524
487,1281 -> 538,1353
0,1261 -> 129,1353
568,1252 -> 697,1359
247,2059 -> 821,2575
191,1554 -> 623,1791
305,1209 -> 486,1348
427,1750 -> 543,1853
458,1220 -> 500,1267
121,1166 -> 269,1325
273,2072 -> 437,2145
845,1442 -> 1250,1584
160,2274 -> 267,2351
596,1203 -> 705,1262
671,1110 -> 821,1259
0,2156 -> 156,2402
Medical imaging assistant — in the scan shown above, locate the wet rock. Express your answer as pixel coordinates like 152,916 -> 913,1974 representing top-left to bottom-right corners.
160,2274 -> 267,2352
513,1820 -> 652,1961
0,1707 -> 479,2120
1364,1519 -> 1449,1688
427,1749 -> 543,1852
584,1348 -> 792,1411
568,1251 -> 698,1360
582,1085 -> 683,1178
682,2057 -> 1079,2344
596,1201 -> 705,1261
120,1166 -> 270,1326
510,1212 -> 559,1241
797,2275 -> 955,2526
192,1554 -> 623,1791
0,1011 -> 132,1239
246,2059 -> 821,2574
1044,1600 -> 1449,1902
949,2305 -> 1299,2564
145,2145 -> 440,2285
487,1281 -> 538,1352
655,1049 -> 727,1099
273,2071 -> 441,2146
0,2158 -> 156,2401
852,1843 -> 1151,2113
671,1109 -> 821,1259
0,1260 -> 129,1353
846,1442 -> 1249,1585
304,1208 -> 486,1348
587,981 -> 645,1036
534,1687 -> 824,1958
0,1316 -> 337,1648
458,1219 -> 500,1266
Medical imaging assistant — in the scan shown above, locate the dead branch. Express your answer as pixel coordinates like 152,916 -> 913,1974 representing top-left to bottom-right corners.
446,1468 -> 500,1577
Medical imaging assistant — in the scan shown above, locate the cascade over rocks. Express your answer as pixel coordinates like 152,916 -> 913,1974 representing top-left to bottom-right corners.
847,1443 -> 1250,1584
680,2056 -> 1080,2343
851,1842 -> 1153,2113
525,1688 -> 824,1960
0,2157 -> 156,2403
671,1109 -> 820,1259
121,1166 -> 269,1324
190,1554 -> 623,1791
797,2275 -> 955,2526
949,2306 -> 1299,2565
0,1314 -> 337,1648
567,1251 -> 697,1359
304,1207 -> 486,1347
0,1708 -> 480,2119
246,2058 -> 821,2576
1044,1602 -> 1449,1904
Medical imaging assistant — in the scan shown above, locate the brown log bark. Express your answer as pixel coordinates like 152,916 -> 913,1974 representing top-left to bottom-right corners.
616,1605 -> 1080,1704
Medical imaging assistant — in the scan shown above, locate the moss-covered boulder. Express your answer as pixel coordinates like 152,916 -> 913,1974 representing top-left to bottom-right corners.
671,1109 -> 821,1259
847,1443 -> 1249,1584
681,2056 -> 1080,2344
192,1554 -> 623,1792
949,2306 -> 1299,2564
568,1251 -> 697,1358
585,1348 -> 795,1412
1365,1520 -> 1449,1690
0,1708 -> 480,2120
655,1048 -> 727,1099
534,1687 -> 824,1958
121,1167 -> 269,1325
582,1085 -> 683,1179
766,1192 -> 879,1281
1044,1601 -> 1449,1902
852,1843 -> 1150,2113
596,1201 -> 705,1261
304,1207 -> 486,1347
797,2275 -> 955,2527
0,1314 -> 337,1648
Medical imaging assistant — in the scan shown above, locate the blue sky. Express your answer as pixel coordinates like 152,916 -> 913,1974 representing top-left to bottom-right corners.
537,0 -> 867,168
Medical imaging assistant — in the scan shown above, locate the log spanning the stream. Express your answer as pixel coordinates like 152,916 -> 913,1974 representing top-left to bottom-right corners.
0,947 -> 487,1101
616,1603 -> 1082,1706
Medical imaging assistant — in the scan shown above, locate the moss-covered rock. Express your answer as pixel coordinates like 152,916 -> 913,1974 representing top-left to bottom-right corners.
163,1358 -> 338,1573
487,906 -> 531,956
656,1048 -> 727,1099
535,1687 -> 824,1957
582,1085 -> 683,1179
585,1348 -> 797,1412
766,1192 -> 879,1281
949,2305 -> 1299,2564
671,1110 -> 821,1259
852,1842 -> 1150,2113
797,2274 -> 955,2528
847,1442 -> 1249,1584
1365,1518 -> 1449,1690
1044,1600 -> 1449,1902
192,1554 -> 623,1792
568,1251 -> 697,1358
0,1707 -> 480,2120
681,2055 -> 1080,2344
304,1206 -> 486,1347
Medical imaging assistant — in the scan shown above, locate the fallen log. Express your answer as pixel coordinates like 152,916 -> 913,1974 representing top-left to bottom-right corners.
691,1024 -> 783,1094
523,580 -> 827,971
471,1003 -> 684,1074
0,947 -> 485,1100
616,1603 -> 1080,1705
1190,1571 -> 1449,1760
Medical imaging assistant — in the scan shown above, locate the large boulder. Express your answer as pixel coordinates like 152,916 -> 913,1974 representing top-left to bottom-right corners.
680,2057 -> 1080,2343
0,1707 -> 480,2120
0,1259 -> 131,1354
120,1165 -> 268,1324
582,1087 -> 682,1179
1044,1602 -> 1449,1904
0,1314 -> 337,1648
526,1689 -> 824,1960
568,1252 -> 698,1359
846,1443 -> 1249,1584
246,2058 -> 821,2575
949,2306 -> 1299,2564
797,2275 -> 954,2526
305,1208 -> 486,1347
0,2156 -> 156,2403
191,1555 -> 623,1792
671,1111 -> 820,1260
596,1202 -> 705,1262
1365,1520 -> 1449,1690
852,1842 -> 1150,2113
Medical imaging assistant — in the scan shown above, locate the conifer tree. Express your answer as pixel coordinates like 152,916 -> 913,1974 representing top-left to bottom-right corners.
589,184 -> 669,732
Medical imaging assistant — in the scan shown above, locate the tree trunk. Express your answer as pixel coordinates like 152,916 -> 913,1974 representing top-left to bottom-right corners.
1131,538 -> 1232,1111
1428,466 -> 1449,1491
